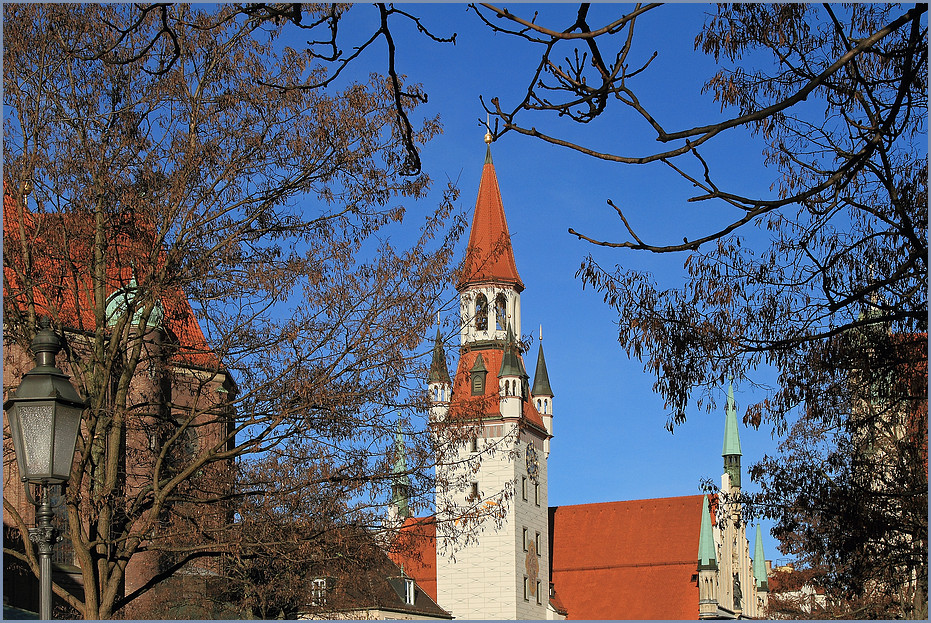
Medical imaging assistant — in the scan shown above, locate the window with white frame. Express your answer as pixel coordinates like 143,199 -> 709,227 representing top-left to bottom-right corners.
404,578 -> 416,605
311,578 -> 328,605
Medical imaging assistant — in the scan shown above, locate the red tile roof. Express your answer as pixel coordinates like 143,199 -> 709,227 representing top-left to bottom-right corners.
456,159 -> 524,292
549,496 -> 705,620
448,347 -> 547,433
3,186 -> 220,370
392,496 -> 709,620
389,517 -> 438,602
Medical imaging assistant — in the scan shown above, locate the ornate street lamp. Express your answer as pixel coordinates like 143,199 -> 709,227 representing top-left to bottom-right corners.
4,318 -> 88,619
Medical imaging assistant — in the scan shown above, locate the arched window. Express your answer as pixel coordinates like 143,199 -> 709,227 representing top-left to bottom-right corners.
494,293 -> 507,331
474,294 -> 488,331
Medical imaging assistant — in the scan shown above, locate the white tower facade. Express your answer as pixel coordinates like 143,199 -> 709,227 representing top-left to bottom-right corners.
432,139 -> 553,619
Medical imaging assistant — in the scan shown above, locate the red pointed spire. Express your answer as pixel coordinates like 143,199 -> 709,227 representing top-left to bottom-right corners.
456,139 -> 524,292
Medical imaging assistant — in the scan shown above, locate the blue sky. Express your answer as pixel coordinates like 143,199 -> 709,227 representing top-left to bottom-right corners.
287,4 -> 789,564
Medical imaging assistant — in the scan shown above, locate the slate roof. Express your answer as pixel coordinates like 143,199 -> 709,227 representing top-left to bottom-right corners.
456,148 -> 524,292
3,186 -> 221,371
336,543 -> 450,619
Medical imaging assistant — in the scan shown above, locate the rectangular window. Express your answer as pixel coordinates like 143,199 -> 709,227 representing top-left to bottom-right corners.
536,581 -> 542,604
522,476 -> 528,501
534,483 -> 540,506
468,482 -> 479,502
535,531 -> 541,556
469,436 -> 478,453
311,578 -> 328,605
404,578 -> 416,605
523,576 -> 529,601
522,527 -> 528,551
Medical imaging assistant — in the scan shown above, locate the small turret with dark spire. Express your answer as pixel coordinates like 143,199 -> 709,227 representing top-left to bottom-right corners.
532,326 -> 553,400
390,420 -> 411,521
498,322 -> 528,406
428,325 -> 451,385
428,320 -> 451,405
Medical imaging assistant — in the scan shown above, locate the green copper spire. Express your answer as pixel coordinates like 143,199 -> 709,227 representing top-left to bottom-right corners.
753,524 -> 768,590
427,326 -> 450,384
722,379 -> 742,488
722,380 -> 742,457
531,327 -> 553,397
391,421 -> 411,519
698,495 -> 717,570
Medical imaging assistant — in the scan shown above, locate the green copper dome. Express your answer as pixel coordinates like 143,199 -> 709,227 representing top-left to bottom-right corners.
105,279 -> 163,329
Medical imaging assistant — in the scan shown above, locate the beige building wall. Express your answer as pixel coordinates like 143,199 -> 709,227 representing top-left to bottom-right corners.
435,418 -> 549,620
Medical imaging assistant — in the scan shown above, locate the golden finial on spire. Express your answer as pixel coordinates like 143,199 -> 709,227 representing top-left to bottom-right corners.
484,113 -> 493,144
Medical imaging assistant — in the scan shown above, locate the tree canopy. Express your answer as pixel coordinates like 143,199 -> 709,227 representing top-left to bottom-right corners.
475,2 -> 927,617
3,4 -> 468,618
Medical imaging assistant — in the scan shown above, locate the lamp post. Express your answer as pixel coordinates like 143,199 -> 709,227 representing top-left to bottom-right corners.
4,318 -> 87,619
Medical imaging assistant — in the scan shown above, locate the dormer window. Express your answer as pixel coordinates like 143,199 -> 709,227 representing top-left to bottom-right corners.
494,293 -> 507,331
475,294 -> 488,331
404,578 -> 416,605
471,354 -> 487,395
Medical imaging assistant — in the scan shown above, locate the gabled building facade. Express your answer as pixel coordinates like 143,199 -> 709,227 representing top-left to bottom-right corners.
393,138 -> 770,619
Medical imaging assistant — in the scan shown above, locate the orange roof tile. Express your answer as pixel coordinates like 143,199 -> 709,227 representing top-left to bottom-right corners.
549,496 -> 705,620
390,496 -> 709,620
390,517 -> 438,602
448,348 -> 547,433
3,187 -> 220,370
456,158 -> 524,292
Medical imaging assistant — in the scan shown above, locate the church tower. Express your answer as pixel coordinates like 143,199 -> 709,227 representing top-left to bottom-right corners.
432,135 -> 552,620
716,379 -> 763,618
